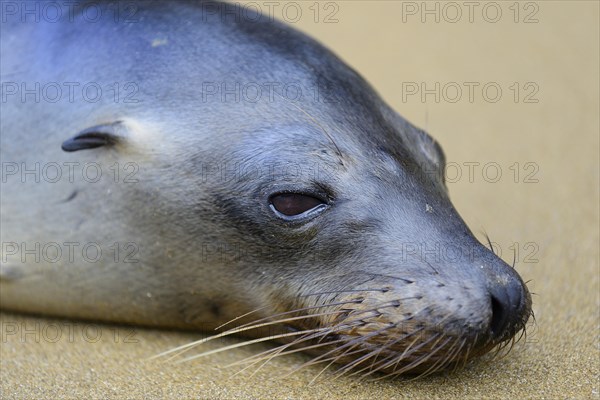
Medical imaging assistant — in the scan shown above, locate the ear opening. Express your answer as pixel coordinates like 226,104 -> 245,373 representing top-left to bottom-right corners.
61,122 -> 123,152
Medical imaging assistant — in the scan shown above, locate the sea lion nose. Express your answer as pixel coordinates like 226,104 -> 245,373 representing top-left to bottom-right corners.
486,269 -> 528,341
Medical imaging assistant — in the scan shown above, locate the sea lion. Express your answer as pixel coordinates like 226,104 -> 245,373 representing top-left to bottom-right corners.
0,0 -> 532,376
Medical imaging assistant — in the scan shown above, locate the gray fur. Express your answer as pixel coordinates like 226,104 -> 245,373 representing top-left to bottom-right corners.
1,0 -> 530,371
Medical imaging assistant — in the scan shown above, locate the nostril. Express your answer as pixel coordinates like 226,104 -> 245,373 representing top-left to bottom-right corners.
478,254 -> 532,343
488,278 -> 526,341
489,294 -> 508,339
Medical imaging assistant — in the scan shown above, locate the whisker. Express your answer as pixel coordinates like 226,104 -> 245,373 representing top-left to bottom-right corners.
455,336 -> 473,372
344,310 -> 437,378
228,298 -> 363,332
365,334 -> 398,373
149,307 -> 349,361
160,294 -> 424,370
281,324 -> 393,379
325,325 -> 399,378
225,328 -> 351,368
308,336 -> 386,385
512,245 -> 517,269
309,358 -> 339,385
214,306 -> 269,331
373,334 -> 449,380
313,346 -> 374,378
233,333 -> 324,380
349,328 -> 427,377
150,279 -> 528,381
450,338 -> 468,370
398,337 -> 453,382
339,297 -> 424,320
483,231 -> 495,255
300,288 -> 388,298
175,328 -> 329,364
229,336 -> 349,373
367,334 -> 442,380
229,315 -> 380,377
417,337 -> 465,379
362,309 -> 454,377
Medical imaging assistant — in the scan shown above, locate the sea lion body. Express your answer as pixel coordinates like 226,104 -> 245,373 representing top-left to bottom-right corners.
0,0 -> 531,375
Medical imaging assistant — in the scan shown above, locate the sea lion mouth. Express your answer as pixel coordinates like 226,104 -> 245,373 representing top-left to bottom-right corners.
153,276 -> 532,380
265,288 -> 532,378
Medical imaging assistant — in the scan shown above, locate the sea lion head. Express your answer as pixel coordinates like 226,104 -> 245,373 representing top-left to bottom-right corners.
57,1 -> 532,376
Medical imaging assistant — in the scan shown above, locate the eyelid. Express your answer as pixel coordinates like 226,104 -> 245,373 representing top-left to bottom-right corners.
269,192 -> 328,220
269,202 -> 328,221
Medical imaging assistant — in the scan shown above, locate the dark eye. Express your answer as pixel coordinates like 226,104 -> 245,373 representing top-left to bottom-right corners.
269,193 -> 325,217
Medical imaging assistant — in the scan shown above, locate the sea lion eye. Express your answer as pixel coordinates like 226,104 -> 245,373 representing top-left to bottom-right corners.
269,193 -> 325,217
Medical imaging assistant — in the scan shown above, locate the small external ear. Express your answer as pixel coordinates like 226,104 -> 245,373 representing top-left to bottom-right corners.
61,122 -> 122,152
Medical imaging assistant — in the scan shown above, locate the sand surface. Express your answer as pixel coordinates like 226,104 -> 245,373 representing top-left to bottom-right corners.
1,1 -> 598,399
